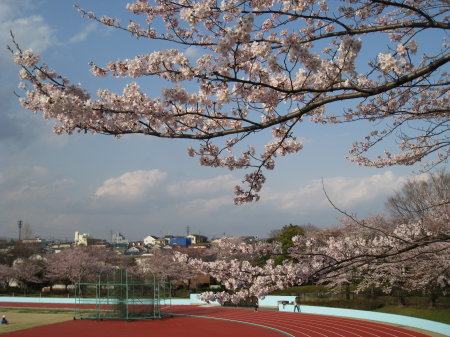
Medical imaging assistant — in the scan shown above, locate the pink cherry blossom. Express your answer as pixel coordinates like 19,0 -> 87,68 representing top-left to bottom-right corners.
176,200 -> 448,302
9,0 -> 449,203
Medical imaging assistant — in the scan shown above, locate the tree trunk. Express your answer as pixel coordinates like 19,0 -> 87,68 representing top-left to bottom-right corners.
396,289 -> 406,305
429,291 -> 438,307
370,286 -> 376,299
345,283 -> 351,300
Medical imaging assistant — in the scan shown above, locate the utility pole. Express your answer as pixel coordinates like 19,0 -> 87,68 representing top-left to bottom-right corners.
17,220 -> 23,241
186,225 -> 190,236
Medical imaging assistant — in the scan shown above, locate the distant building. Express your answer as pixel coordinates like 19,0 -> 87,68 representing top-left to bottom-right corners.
111,232 -> 128,245
21,237 -> 43,244
210,237 -> 228,244
74,232 -> 107,247
144,235 -> 158,246
186,234 -> 208,244
169,237 -> 191,248
74,232 -> 89,246
48,242 -> 72,253
240,236 -> 257,243
110,244 -> 127,255
156,237 -> 171,246
124,246 -> 142,255
190,273 -> 213,289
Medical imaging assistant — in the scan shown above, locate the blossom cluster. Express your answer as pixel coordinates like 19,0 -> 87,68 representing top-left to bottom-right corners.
11,0 -> 450,202
175,202 -> 448,302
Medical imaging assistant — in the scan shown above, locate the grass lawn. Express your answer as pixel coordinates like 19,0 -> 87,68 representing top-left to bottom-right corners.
375,306 -> 450,325
0,308 -> 74,334
271,286 -> 450,325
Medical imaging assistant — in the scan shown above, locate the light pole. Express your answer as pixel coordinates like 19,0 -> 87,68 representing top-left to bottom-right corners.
17,220 -> 23,241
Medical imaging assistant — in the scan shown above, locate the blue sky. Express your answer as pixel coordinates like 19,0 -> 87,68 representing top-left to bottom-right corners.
0,0 -> 446,241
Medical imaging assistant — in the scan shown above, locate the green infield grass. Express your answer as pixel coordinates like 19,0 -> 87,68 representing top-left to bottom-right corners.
0,308 -> 74,334
375,306 -> 450,325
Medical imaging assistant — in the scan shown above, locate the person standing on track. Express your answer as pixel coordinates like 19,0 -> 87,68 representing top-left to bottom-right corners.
254,298 -> 259,312
294,296 -> 301,313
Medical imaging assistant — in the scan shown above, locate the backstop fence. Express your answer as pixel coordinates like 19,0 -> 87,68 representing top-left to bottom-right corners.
74,269 -> 172,320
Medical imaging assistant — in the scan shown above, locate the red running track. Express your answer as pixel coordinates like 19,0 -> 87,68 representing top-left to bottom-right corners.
172,305 -> 434,337
0,303 -> 434,337
0,316 -> 283,337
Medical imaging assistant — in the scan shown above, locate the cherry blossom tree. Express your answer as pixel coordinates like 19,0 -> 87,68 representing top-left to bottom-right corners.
11,256 -> 45,292
131,250 -> 200,288
177,201 -> 449,304
354,242 -> 449,305
0,264 -> 14,288
45,246 -> 117,289
174,238 -> 298,303
386,169 -> 450,220
318,214 -> 449,305
4,241 -> 43,265
10,0 -> 450,203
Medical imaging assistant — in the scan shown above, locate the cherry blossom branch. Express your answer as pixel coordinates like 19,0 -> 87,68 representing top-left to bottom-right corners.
10,0 -> 450,202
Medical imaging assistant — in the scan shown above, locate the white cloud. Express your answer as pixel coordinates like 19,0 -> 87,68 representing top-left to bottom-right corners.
167,174 -> 238,196
0,166 -> 73,210
184,46 -> 203,59
69,22 -> 98,43
5,180 -> 70,202
177,196 -> 232,216
0,1 -> 59,150
0,16 -> 56,58
0,166 -> 48,185
95,169 -> 167,200
264,171 -> 409,214
0,0 -> 34,22
0,2 -> 56,85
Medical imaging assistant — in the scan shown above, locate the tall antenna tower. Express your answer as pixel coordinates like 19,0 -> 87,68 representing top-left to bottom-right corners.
17,220 -> 23,241
186,225 -> 190,236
